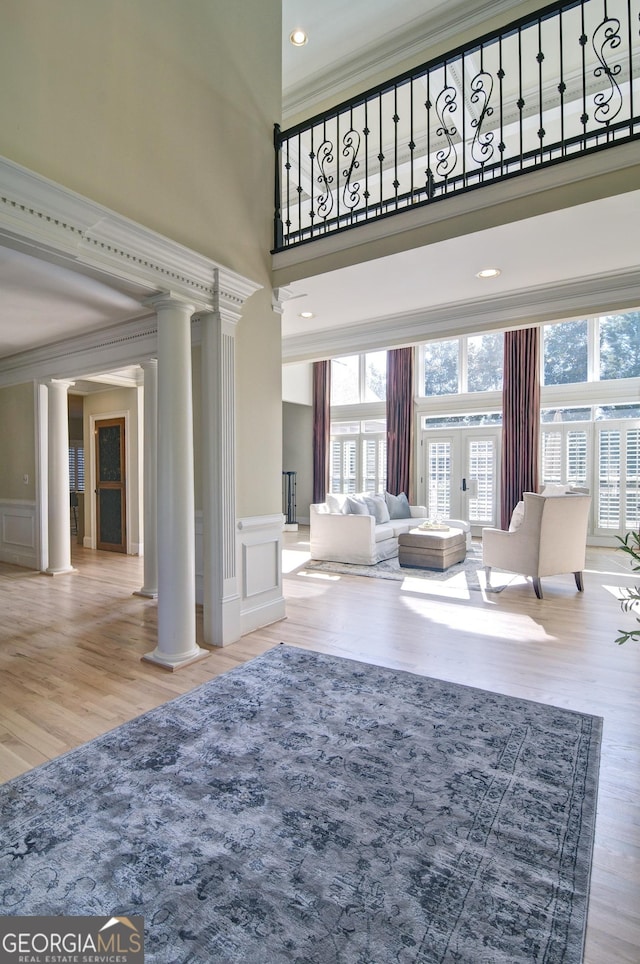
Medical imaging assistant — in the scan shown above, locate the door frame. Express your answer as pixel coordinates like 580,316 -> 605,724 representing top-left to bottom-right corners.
88,411 -> 131,553
419,425 -> 502,534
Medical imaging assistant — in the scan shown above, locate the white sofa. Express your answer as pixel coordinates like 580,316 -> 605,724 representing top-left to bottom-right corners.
309,492 -> 471,565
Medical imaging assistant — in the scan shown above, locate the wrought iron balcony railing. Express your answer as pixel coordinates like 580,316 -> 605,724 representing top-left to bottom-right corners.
274,0 -> 639,252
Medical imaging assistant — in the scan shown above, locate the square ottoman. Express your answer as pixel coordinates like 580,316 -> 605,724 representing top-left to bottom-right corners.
398,526 -> 466,571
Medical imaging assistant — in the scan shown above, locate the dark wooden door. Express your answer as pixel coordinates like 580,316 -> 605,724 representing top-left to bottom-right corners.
95,417 -> 126,553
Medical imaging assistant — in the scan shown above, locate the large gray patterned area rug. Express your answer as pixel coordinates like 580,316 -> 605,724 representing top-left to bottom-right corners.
0,645 -> 601,963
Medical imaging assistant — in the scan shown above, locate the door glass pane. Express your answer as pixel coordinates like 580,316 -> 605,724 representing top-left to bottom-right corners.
99,489 -> 122,544
98,426 -> 122,482
467,439 -> 495,524
428,440 -> 451,517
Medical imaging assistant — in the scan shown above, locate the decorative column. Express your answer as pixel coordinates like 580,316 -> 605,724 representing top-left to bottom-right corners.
200,308 -> 241,646
143,296 -> 208,670
45,378 -> 76,575
135,358 -> 158,598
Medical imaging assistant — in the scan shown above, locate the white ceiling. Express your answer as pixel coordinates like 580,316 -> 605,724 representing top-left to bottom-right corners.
0,0 -> 637,377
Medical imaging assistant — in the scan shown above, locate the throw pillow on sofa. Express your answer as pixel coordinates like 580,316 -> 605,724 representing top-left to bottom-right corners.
364,494 -> 391,524
346,496 -> 369,515
385,491 -> 411,519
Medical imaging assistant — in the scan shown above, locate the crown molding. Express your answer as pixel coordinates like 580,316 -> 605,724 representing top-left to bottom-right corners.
282,268 -> 640,363
0,314 -> 160,388
0,154 -> 261,314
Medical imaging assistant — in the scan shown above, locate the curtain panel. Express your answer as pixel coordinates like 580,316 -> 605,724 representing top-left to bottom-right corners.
386,347 -> 414,501
312,360 -> 331,504
501,327 -> 540,529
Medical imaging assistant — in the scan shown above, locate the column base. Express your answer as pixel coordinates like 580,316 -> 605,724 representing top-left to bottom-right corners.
142,645 -> 210,672
45,566 -> 77,577
133,588 -> 158,599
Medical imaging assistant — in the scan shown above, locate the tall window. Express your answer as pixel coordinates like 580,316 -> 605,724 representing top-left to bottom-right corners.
543,319 -> 588,385
599,312 -> 640,380
421,333 -> 503,396
330,420 -> 386,494
467,333 -> 504,392
542,312 -> 640,384
423,340 -> 458,396
331,351 -> 387,405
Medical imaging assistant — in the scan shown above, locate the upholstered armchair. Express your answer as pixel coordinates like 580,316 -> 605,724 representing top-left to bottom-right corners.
482,492 -> 591,598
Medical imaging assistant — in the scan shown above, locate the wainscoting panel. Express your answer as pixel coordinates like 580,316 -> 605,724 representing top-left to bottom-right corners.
0,500 -> 37,568
237,513 -> 286,636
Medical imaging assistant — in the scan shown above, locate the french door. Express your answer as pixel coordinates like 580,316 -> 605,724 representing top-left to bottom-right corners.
594,421 -> 640,536
95,417 -> 127,553
422,428 -> 500,531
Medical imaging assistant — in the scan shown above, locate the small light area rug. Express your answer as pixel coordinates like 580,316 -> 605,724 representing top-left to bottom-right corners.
304,543 -> 524,592
0,645 -> 601,963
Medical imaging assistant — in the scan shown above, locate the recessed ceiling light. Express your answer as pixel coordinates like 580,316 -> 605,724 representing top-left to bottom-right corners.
299,311 -> 315,319
476,267 -> 501,279
289,28 -> 308,47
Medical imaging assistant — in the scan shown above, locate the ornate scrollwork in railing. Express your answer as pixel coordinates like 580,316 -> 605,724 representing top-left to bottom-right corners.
342,129 -> 361,211
316,140 -> 335,221
274,0 -> 639,250
470,71 -> 495,167
592,14 -> 624,125
434,84 -> 459,179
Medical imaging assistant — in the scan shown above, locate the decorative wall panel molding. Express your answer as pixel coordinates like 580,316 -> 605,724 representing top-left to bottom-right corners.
0,500 -> 37,568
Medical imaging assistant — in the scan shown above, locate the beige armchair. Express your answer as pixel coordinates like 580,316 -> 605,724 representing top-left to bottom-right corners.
482,492 -> 591,598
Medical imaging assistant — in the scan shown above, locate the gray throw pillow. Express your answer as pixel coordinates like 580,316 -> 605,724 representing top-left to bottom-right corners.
384,491 -> 411,519
365,494 -> 391,524
346,496 -> 369,515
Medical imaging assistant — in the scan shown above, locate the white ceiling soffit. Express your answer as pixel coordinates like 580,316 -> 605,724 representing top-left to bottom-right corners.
0,246 -> 147,358
280,189 -> 640,361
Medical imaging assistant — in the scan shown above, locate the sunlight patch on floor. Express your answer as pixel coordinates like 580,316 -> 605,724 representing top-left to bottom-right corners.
400,593 -> 555,641
282,547 -> 311,574
297,570 -> 341,581
602,583 -> 637,601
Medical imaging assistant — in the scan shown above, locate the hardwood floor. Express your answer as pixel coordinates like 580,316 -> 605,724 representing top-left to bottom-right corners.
1,532 -> 638,963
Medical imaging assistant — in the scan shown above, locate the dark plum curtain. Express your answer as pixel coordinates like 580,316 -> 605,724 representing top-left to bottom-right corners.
500,327 -> 540,529
386,347 -> 414,500
312,360 -> 331,504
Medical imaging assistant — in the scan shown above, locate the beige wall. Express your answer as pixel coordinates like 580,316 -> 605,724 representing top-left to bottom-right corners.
0,383 -> 36,501
0,0 -> 283,521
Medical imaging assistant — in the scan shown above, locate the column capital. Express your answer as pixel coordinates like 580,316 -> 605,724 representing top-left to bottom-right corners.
144,292 -> 196,315
43,377 -> 75,390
